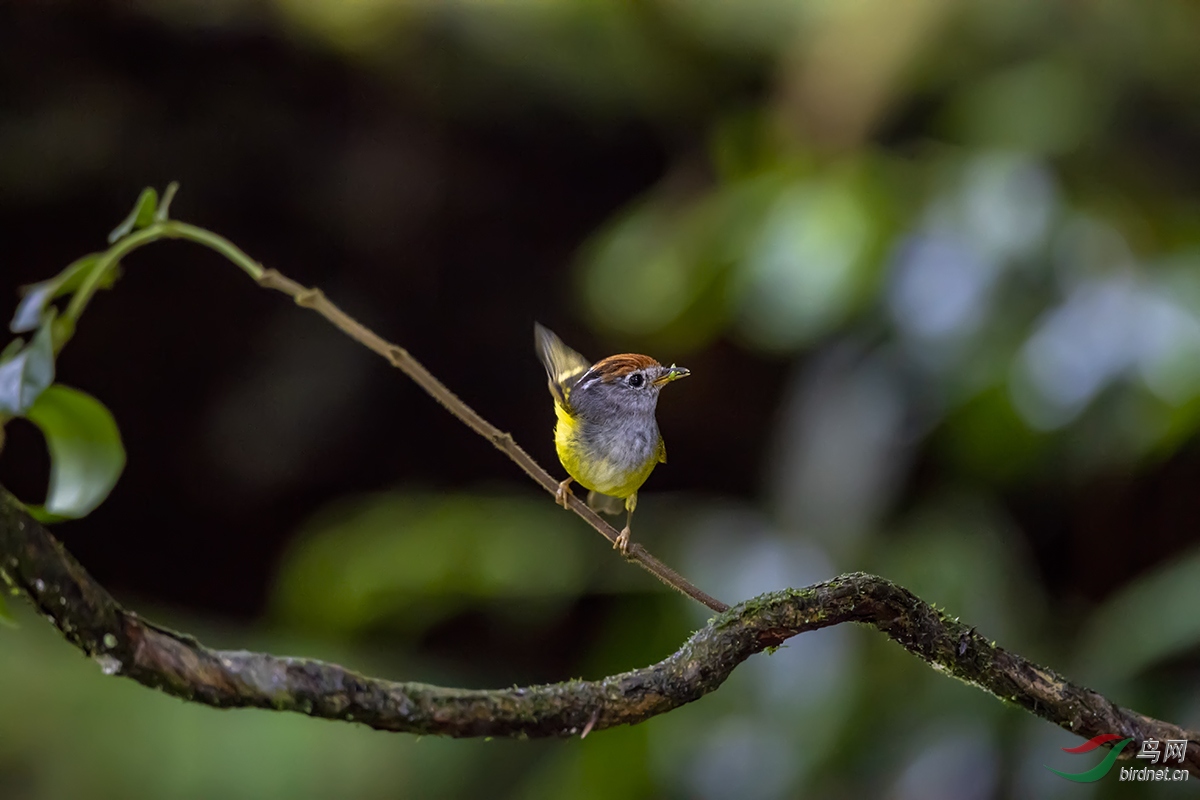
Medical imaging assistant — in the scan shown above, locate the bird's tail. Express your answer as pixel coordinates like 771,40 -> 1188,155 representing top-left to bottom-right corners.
586,490 -> 625,516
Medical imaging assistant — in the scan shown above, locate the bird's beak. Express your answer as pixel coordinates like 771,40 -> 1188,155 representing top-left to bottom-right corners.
653,365 -> 690,386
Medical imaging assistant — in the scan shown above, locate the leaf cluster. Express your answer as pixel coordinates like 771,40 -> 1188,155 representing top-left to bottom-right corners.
0,186 -> 180,620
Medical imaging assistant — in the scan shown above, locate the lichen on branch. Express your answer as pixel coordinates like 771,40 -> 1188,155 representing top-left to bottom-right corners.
1,486 -> 1195,774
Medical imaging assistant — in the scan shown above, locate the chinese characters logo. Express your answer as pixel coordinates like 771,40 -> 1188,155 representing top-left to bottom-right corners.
1046,734 -> 1190,783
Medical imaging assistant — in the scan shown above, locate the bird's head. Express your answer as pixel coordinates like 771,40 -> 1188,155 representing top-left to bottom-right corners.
572,353 -> 689,418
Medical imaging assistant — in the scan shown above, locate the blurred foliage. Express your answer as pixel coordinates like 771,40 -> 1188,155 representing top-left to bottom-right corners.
1077,544 -> 1200,689
272,491 -> 637,637
4,0 -> 1200,798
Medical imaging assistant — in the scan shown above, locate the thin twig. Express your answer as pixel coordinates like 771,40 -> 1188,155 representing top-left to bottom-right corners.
252,268 -> 727,612
50,218 -> 726,611
0,488 -> 1194,773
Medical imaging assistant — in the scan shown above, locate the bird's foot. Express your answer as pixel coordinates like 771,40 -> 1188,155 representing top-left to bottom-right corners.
613,526 -> 632,555
555,477 -> 574,509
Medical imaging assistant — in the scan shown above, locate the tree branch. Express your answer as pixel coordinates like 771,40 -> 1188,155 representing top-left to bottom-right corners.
1,487 -> 1194,774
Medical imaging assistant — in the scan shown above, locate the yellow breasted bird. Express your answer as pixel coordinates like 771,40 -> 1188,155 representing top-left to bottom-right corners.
534,323 -> 689,554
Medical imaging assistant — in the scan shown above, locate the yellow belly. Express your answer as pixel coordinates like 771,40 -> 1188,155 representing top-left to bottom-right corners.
554,403 -> 661,498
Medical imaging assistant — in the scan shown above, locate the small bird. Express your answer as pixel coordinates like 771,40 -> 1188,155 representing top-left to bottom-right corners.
534,323 -> 689,554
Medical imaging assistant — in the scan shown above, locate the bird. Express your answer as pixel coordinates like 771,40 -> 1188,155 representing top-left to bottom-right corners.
534,323 -> 689,554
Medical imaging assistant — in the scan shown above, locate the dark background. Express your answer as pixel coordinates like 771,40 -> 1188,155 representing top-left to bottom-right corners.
3,2 -> 784,616
3,2 -> 1200,798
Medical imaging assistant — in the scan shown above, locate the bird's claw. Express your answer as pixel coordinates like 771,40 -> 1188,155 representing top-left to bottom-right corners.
614,526 -> 631,556
555,478 -> 573,509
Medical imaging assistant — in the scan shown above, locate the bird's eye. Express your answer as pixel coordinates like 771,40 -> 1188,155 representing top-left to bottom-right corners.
628,373 -> 644,388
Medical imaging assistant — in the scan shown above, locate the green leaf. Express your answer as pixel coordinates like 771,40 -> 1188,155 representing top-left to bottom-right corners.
10,255 -> 102,334
10,282 -> 57,335
0,318 -> 55,415
273,492 -> 609,635
107,187 -> 159,244
23,385 -> 125,520
154,181 -> 180,223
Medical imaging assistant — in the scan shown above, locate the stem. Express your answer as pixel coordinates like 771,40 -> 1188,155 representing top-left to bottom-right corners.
59,222 -> 263,349
162,222 -> 265,281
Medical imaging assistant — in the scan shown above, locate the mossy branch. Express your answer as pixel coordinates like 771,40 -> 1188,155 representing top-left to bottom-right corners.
0,488 -> 1195,773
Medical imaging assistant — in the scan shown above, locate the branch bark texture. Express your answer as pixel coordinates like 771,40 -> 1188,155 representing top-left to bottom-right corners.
1,487 -> 1195,774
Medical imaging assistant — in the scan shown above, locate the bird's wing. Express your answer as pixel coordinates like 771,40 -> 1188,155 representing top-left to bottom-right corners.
534,322 -> 592,410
